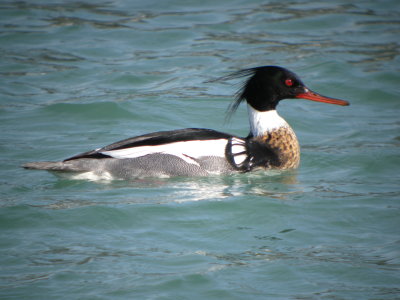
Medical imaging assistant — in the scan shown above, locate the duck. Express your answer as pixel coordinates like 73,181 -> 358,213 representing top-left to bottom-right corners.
23,66 -> 349,180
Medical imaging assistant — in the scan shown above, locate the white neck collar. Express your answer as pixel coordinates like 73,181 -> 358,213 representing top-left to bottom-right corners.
247,105 -> 289,136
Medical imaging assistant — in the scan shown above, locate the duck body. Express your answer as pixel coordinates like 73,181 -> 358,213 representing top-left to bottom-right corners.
23,66 -> 348,180
23,111 -> 299,179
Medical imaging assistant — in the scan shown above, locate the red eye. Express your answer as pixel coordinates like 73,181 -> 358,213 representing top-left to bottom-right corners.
285,79 -> 293,87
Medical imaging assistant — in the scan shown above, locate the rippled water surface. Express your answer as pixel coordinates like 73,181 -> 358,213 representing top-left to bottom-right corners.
1,0 -> 399,299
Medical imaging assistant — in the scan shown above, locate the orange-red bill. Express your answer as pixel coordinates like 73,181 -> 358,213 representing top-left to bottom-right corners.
296,89 -> 349,106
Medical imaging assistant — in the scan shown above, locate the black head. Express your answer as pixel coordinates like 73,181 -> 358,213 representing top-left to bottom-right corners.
228,65 -> 349,114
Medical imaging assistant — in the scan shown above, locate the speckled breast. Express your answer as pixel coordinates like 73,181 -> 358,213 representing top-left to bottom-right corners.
262,126 -> 300,169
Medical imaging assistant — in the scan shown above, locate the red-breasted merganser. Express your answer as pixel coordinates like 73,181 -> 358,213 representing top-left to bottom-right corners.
23,66 -> 349,179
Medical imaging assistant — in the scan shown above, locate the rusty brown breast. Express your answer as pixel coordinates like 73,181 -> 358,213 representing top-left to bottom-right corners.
255,125 -> 300,169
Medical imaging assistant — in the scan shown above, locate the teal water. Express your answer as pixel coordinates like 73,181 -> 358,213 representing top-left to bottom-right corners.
1,0 -> 399,299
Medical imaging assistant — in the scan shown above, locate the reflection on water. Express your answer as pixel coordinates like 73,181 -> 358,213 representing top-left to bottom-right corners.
32,170 -> 301,209
166,171 -> 301,203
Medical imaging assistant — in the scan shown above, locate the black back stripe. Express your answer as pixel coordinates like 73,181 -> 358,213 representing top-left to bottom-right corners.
64,128 -> 235,162
102,128 -> 234,151
64,152 -> 112,161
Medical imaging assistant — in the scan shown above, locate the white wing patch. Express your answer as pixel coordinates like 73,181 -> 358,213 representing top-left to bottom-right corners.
230,137 -> 247,165
100,139 -> 229,166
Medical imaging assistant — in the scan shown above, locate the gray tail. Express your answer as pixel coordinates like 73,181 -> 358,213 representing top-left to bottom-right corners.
22,161 -> 68,171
